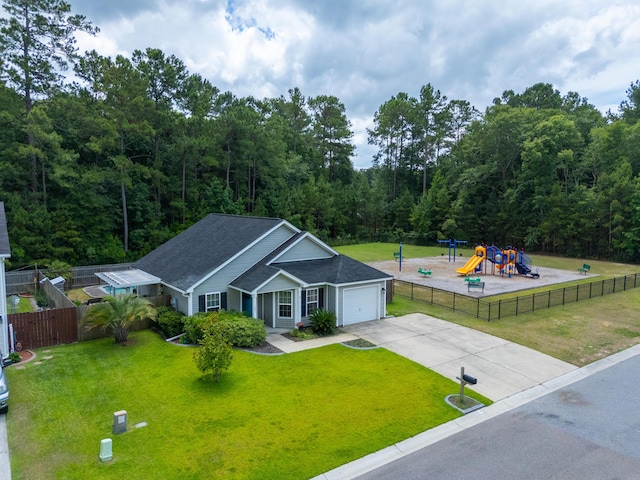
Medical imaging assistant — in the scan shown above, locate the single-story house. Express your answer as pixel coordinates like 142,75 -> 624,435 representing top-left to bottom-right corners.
0,202 -> 11,361
117,214 -> 391,329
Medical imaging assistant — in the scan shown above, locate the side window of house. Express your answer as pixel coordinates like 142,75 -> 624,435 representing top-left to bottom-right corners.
206,292 -> 220,311
198,292 -> 227,313
278,291 -> 292,318
306,288 -> 319,316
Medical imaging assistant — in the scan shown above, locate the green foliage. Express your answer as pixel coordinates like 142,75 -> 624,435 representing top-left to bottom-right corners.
82,294 -> 157,343
0,22 -> 639,267
8,352 -> 21,363
310,308 -> 337,336
183,311 -> 266,347
222,316 -> 266,347
193,320 -> 233,382
155,306 -> 185,338
45,260 -> 73,285
183,312 -> 210,344
34,288 -> 49,308
289,328 -> 317,340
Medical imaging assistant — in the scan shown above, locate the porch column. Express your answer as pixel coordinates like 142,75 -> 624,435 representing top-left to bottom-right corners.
251,293 -> 258,319
295,287 -> 302,325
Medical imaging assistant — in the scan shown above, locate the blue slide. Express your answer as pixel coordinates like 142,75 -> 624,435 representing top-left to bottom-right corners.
516,262 -> 532,275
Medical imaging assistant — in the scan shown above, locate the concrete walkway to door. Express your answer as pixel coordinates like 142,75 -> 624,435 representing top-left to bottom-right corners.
342,313 -> 577,402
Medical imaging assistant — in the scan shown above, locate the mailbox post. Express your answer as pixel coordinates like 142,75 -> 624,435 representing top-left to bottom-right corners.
456,367 -> 477,402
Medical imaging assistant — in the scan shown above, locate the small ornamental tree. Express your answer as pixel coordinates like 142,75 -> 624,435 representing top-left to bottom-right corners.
193,320 -> 233,382
83,294 -> 156,344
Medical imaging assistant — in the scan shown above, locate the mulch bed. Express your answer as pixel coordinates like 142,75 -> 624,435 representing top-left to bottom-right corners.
239,343 -> 283,354
18,350 -> 34,362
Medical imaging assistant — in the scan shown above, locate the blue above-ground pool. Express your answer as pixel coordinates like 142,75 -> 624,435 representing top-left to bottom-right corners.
99,285 -> 135,296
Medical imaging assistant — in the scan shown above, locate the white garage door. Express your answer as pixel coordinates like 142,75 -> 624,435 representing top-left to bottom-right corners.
343,285 -> 379,325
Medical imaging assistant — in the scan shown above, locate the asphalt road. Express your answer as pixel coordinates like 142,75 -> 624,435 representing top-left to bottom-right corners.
357,352 -> 640,480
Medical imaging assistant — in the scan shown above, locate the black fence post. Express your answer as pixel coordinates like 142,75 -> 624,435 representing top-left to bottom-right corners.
532,294 -> 535,313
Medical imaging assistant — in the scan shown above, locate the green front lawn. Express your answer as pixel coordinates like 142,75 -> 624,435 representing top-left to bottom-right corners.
6,330 -> 490,479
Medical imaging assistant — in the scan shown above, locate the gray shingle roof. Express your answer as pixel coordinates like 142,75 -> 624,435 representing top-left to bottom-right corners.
275,255 -> 391,285
231,255 -> 391,292
0,202 -> 10,258
134,214 -> 284,292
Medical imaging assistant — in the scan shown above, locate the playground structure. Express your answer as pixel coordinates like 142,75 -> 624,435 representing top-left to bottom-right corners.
456,244 -> 539,279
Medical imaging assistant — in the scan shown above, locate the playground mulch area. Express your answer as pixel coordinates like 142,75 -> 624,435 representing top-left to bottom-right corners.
367,256 -> 592,297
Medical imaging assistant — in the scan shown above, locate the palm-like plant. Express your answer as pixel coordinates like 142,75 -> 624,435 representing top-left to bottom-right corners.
83,294 -> 157,343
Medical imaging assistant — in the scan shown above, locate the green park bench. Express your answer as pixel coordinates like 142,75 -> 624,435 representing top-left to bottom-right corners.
464,276 -> 481,283
578,264 -> 591,274
393,252 -> 401,261
418,268 -> 432,277
468,281 -> 485,293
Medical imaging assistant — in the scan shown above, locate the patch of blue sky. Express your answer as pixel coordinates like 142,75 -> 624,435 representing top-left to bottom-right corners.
225,0 -> 275,40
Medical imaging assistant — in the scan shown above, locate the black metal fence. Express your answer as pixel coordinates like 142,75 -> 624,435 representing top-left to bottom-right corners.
394,273 -> 640,321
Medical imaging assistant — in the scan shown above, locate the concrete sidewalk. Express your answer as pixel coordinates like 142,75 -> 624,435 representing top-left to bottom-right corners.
0,414 -> 9,480
266,330 -> 359,353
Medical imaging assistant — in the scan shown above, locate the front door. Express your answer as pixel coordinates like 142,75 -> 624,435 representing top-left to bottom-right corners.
242,293 -> 252,316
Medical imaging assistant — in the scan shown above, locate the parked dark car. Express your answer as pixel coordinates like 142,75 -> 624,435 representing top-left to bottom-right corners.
0,363 -> 8,414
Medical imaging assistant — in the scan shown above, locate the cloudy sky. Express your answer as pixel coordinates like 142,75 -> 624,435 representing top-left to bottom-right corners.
70,0 -> 640,168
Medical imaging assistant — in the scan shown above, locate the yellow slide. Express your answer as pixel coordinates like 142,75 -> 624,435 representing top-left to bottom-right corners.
455,255 -> 483,275
456,246 -> 487,275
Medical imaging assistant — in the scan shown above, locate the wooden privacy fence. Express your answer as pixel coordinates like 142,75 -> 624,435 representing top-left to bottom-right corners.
394,273 -> 640,322
9,307 -> 78,349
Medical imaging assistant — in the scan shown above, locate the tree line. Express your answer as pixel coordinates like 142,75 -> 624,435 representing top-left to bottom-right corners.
1,0 -> 640,270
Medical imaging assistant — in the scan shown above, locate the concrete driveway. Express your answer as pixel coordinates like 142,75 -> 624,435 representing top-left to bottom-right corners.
342,313 -> 577,402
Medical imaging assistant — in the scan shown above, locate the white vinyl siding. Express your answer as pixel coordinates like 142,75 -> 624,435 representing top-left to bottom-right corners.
275,236 -> 334,262
0,258 -> 7,358
257,275 -> 299,294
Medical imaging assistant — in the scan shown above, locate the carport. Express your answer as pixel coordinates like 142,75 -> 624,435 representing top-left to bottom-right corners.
95,269 -> 161,296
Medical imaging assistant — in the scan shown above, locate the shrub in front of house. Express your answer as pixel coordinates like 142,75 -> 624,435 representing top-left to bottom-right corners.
155,306 -> 186,338
309,308 -> 337,336
183,312 -> 210,344
221,316 -> 266,347
183,311 -> 266,347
